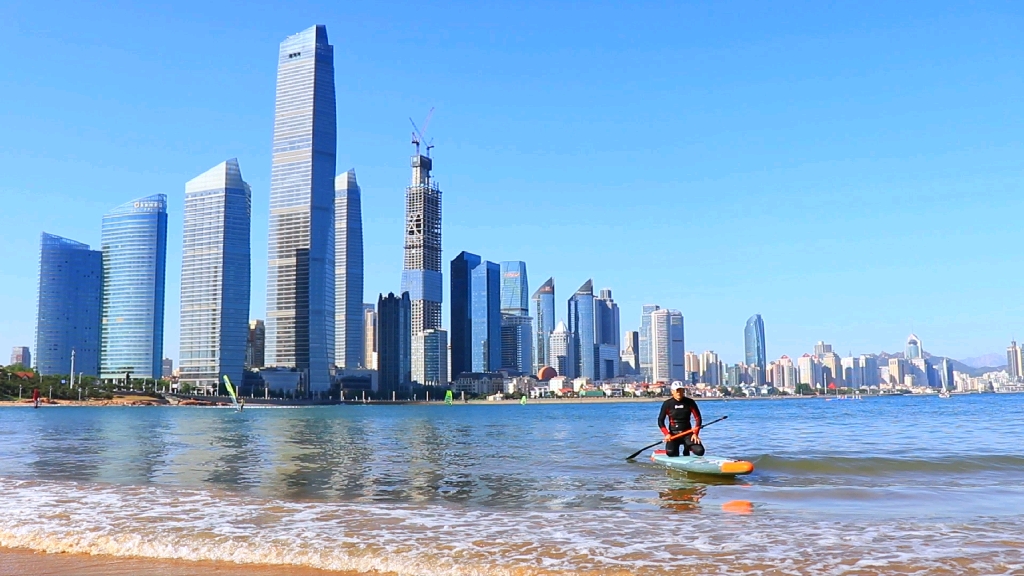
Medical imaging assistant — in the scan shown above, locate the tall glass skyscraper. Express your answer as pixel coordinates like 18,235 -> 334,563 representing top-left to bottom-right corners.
179,160 -> 251,393
335,170 -> 363,369
267,25 -> 336,392
450,252 -> 500,376
100,194 -> 168,380
744,314 -> 767,386
499,261 -> 529,315
568,279 -> 595,380
639,304 -> 660,381
377,292 -> 411,397
531,277 -> 554,373
35,233 -> 103,376
594,288 -> 620,380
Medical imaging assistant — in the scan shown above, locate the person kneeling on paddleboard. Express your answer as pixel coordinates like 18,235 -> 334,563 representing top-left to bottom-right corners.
658,382 -> 705,457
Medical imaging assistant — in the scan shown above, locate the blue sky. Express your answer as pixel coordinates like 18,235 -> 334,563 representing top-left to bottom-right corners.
1,1 -> 1022,365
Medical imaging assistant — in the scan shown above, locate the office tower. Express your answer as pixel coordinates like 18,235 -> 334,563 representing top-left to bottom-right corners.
821,352 -> 842,389
841,356 -> 861,389
246,320 -> 266,369
621,330 -> 639,375
1008,341 -> 1022,379
639,304 -> 661,381
909,357 -> 930,387
412,328 -> 448,386
34,233 -> 102,376
401,147 -> 442,337
744,314 -> 766,386
905,334 -> 922,360
363,303 -> 377,370
100,194 -> 168,380
650,309 -> 684,383
335,170 -> 364,369
377,292 -> 411,396
532,277 -> 555,372
568,280 -> 596,379
162,358 -> 174,378
860,354 -> 879,388
266,25 -> 336,393
813,341 -> 833,357
699,351 -> 720,386
499,261 -> 529,315
450,252 -> 500,377
179,160 -> 251,393
9,347 -> 31,368
548,321 -> 577,378
500,314 -> 533,373
888,357 -> 906,387
594,288 -> 620,379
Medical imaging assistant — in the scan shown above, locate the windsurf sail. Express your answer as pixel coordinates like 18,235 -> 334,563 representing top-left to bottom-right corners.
520,395 -> 527,405
444,389 -> 453,405
222,375 -> 240,410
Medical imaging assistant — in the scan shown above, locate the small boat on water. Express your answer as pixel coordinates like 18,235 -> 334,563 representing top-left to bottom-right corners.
650,450 -> 754,476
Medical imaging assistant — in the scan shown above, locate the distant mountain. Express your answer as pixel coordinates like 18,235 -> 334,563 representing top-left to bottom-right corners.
959,353 -> 1006,369
872,351 -> 1000,377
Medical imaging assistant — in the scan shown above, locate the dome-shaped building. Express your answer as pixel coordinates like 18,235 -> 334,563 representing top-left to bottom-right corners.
537,366 -> 557,381
906,334 -> 922,360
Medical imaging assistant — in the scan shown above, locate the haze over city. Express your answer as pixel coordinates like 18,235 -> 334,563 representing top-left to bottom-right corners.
2,1 -> 1023,365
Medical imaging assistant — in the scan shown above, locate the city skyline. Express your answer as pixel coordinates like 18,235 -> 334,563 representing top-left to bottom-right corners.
4,5 -> 1024,364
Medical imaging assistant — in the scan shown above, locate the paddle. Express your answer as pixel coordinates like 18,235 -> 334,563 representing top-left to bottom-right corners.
625,415 -> 729,461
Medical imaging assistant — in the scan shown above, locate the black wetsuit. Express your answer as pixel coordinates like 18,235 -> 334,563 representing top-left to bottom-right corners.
658,396 -> 704,457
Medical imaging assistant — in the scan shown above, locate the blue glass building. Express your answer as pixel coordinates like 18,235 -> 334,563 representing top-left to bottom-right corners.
499,261 -> 529,316
744,314 -> 767,386
100,194 -> 168,380
531,277 -> 555,373
568,279 -> 596,380
639,304 -> 660,381
179,160 -> 251,393
335,170 -> 363,369
451,252 -> 500,377
35,233 -> 103,376
266,25 -> 336,393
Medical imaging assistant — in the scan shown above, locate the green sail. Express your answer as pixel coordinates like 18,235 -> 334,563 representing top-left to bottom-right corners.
444,389 -> 453,405
222,375 -> 240,408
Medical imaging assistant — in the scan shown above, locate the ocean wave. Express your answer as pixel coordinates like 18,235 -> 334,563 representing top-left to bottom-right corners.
0,477 -> 1022,576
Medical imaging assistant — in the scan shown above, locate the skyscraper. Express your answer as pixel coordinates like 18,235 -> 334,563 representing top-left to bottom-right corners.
813,341 -> 833,356
450,252 -> 500,376
401,150 -> 442,337
266,25 -> 336,392
10,347 -> 31,369
377,292 -> 411,397
413,329 -> 448,386
905,334 -> 922,359
499,262 -> 529,315
500,314 -> 533,374
531,277 -> 555,372
744,314 -> 766,386
363,303 -> 377,370
35,233 -> 102,376
335,170 -> 363,369
100,194 -> 168,380
568,280 -> 596,380
246,320 -> 265,369
179,160 -> 251,394
639,304 -> 661,381
594,288 -> 620,379
621,330 -> 639,375
1007,340 -> 1022,379
650,309 -> 684,383
548,321 -> 577,378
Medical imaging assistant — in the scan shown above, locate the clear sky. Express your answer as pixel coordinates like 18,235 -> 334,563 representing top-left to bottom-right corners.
1,1 -> 1023,365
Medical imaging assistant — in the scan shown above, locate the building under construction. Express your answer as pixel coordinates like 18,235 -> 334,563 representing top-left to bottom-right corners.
401,152 -> 442,335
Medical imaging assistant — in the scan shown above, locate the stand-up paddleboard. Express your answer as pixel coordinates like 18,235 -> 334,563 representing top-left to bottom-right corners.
650,450 -> 754,476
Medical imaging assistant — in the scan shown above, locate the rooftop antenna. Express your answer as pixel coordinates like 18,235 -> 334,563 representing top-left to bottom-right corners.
409,107 -> 435,157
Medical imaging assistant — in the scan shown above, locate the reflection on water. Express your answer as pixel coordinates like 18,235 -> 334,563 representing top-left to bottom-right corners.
658,484 -> 706,512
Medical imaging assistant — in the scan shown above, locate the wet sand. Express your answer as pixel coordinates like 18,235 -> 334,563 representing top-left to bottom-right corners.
0,547 -> 368,576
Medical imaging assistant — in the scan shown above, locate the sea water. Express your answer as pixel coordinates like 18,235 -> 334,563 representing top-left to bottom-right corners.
0,394 -> 1022,575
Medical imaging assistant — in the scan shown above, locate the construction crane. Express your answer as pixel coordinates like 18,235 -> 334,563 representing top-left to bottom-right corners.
410,107 -> 435,157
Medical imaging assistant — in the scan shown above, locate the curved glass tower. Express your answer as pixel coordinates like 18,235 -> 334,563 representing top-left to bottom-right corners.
100,194 -> 168,380
267,25 -> 336,393
35,233 -> 103,376
568,279 -> 595,380
744,314 -> 766,385
179,160 -> 251,393
531,277 -> 555,373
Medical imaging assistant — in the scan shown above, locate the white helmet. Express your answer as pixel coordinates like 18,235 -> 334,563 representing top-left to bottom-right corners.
670,381 -> 685,391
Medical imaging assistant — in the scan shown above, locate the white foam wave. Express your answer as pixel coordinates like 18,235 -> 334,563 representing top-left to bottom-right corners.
0,478 -> 1022,576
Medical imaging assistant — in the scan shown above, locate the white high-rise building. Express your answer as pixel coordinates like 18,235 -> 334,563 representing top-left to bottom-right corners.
412,329 -> 448,386
797,354 -> 821,389
549,321 -> 577,378
650,309 -> 684,383
179,160 -> 251,393
699,351 -> 720,386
